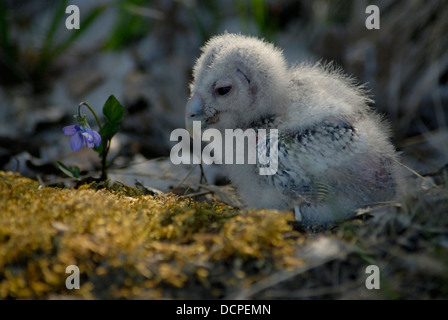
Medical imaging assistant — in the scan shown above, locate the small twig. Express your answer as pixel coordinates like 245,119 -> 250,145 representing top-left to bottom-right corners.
175,163 -> 209,188
225,253 -> 343,299
180,191 -> 213,199
264,278 -> 366,299
199,163 -> 208,184
78,101 -> 102,131
392,158 -> 426,180
175,164 -> 198,188
14,157 -> 20,173
36,175 -> 44,188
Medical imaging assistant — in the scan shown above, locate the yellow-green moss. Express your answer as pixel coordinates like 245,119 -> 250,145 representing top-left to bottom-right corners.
0,171 -> 304,299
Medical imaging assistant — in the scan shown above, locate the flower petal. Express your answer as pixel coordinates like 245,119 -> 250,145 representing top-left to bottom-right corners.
82,131 -> 94,144
70,133 -> 84,151
63,125 -> 79,136
85,140 -> 94,148
92,130 -> 101,147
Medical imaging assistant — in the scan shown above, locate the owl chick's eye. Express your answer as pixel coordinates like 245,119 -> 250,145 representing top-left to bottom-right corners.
215,86 -> 233,96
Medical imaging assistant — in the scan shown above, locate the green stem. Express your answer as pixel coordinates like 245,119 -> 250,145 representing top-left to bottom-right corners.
100,140 -> 109,181
78,102 -> 109,180
78,102 -> 102,131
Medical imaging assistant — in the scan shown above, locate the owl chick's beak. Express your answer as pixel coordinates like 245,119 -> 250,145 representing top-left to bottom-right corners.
185,93 -> 207,137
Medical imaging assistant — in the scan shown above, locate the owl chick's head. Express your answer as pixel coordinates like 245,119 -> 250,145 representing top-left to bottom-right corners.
186,33 -> 289,134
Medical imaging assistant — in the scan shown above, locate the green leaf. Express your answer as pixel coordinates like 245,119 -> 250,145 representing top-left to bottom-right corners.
93,142 -> 103,157
100,122 -> 120,140
57,161 -> 80,179
103,95 -> 124,123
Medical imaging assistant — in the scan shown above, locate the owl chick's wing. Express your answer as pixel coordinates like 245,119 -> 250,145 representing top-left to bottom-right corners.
257,118 -> 375,203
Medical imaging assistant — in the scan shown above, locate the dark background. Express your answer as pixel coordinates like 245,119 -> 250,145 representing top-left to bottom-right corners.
0,0 -> 447,187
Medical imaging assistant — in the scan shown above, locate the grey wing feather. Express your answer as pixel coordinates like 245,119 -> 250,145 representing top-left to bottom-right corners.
257,119 -> 368,202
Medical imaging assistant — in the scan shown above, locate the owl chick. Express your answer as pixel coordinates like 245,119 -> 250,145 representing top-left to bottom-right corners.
185,33 -> 402,227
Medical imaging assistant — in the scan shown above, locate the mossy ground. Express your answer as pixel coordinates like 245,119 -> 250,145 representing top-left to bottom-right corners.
1,170 -> 448,299
0,171 -> 304,299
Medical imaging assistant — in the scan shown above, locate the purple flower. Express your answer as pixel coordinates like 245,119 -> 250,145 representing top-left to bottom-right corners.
63,125 -> 101,151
